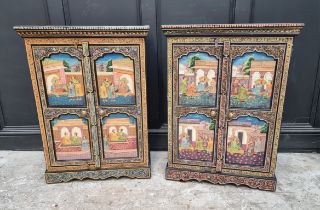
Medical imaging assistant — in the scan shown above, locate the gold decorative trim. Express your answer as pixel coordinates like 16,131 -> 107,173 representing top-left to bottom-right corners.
45,167 -> 151,183
165,25 -> 301,187
21,35 -> 149,174
166,167 -> 276,191
14,25 -> 150,38
162,23 -> 304,36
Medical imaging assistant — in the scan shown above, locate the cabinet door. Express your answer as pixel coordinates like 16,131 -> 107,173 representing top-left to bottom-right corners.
222,43 -> 287,174
32,44 -> 97,169
168,38 -> 224,171
89,39 -> 148,168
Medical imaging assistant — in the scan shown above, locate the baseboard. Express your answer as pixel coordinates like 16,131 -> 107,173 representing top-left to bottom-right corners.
0,123 -> 319,152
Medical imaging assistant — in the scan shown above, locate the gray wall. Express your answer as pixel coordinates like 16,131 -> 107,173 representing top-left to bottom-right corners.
0,0 -> 319,152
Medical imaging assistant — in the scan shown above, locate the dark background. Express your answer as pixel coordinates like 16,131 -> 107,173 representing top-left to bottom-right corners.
0,0 -> 319,152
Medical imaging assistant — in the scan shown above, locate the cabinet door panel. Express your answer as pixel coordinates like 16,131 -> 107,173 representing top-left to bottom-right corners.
229,51 -> 277,110
222,44 -> 286,173
170,42 -> 223,169
95,53 -> 136,106
33,46 -> 95,167
50,114 -> 91,161
89,44 -> 146,167
225,115 -> 268,166
101,113 -> 138,159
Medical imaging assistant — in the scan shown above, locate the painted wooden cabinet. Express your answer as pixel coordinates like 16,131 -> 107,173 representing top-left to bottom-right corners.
162,24 -> 303,191
15,26 -> 150,183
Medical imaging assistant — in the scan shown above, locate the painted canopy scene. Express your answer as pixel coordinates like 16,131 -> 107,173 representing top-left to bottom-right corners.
178,52 -> 218,106
230,52 -> 276,109
102,113 -> 138,159
42,53 -> 85,106
226,116 -> 268,166
178,113 -> 215,161
96,53 -> 136,106
51,114 -> 91,161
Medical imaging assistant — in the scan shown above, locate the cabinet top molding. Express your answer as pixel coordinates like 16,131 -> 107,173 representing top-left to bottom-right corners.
14,25 -> 150,38
161,23 -> 304,36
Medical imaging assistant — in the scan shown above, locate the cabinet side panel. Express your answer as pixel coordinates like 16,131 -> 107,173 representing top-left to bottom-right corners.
24,39 -> 50,169
270,38 -> 294,175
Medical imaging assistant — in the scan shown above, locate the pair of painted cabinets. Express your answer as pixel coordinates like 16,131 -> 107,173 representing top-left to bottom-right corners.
15,24 -> 303,191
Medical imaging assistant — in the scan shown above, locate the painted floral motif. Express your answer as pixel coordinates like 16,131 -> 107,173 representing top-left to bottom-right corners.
226,116 -> 268,166
178,52 -> 218,106
230,52 -> 276,109
51,114 -> 91,161
96,53 -> 135,106
42,53 -> 85,106
178,113 -> 215,161
102,113 -> 138,159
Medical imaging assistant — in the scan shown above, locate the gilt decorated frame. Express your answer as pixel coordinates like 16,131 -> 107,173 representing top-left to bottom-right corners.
164,23 -> 303,191
15,26 -> 150,180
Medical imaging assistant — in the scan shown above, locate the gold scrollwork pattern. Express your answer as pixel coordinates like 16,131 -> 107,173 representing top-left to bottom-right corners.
21,31 -> 150,178
166,29 -> 298,188
45,167 -> 151,184
166,167 -> 276,191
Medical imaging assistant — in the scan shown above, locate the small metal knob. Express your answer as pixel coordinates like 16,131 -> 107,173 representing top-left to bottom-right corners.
98,109 -> 105,116
210,110 -> 216,117
80,110 -> 87,117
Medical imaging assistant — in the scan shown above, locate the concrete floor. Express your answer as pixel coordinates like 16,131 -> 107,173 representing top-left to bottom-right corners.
0,151 -> 319,210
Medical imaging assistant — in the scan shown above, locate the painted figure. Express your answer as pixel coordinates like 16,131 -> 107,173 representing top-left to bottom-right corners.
118,78 -> 130,95
232,79 -> 240,95
197,77 -> 206,92
109,129 -> 118,142
62,132 -> 71,145
81,136 -> 89,150
100,79 -> 109,98
108,82 -> 116,99
229,137 -> 240,151
180,134 -> 190,148
208,79 -> 216,94
68,81 -> 76,97
180,77 -> 188,95
187,82 -> 196,96
237,84 -> 249,102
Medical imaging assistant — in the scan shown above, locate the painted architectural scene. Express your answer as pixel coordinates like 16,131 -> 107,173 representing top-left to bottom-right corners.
226,116 -> 268,166
178,52 -> 218,106
178,113 -> 215,161
230,52 -> 276,109
51,114 -> 91,161
42,53 -> 85,106
96,53 -> 135,106
102,113 -> 138,159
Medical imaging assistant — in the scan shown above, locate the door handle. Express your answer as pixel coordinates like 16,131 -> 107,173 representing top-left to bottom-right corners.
98,108 -> 105,116
80,110 -> 88,117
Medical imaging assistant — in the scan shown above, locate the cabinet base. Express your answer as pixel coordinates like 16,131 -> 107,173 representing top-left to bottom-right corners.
165,166 -> 276,191
45,167 -> 151,184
